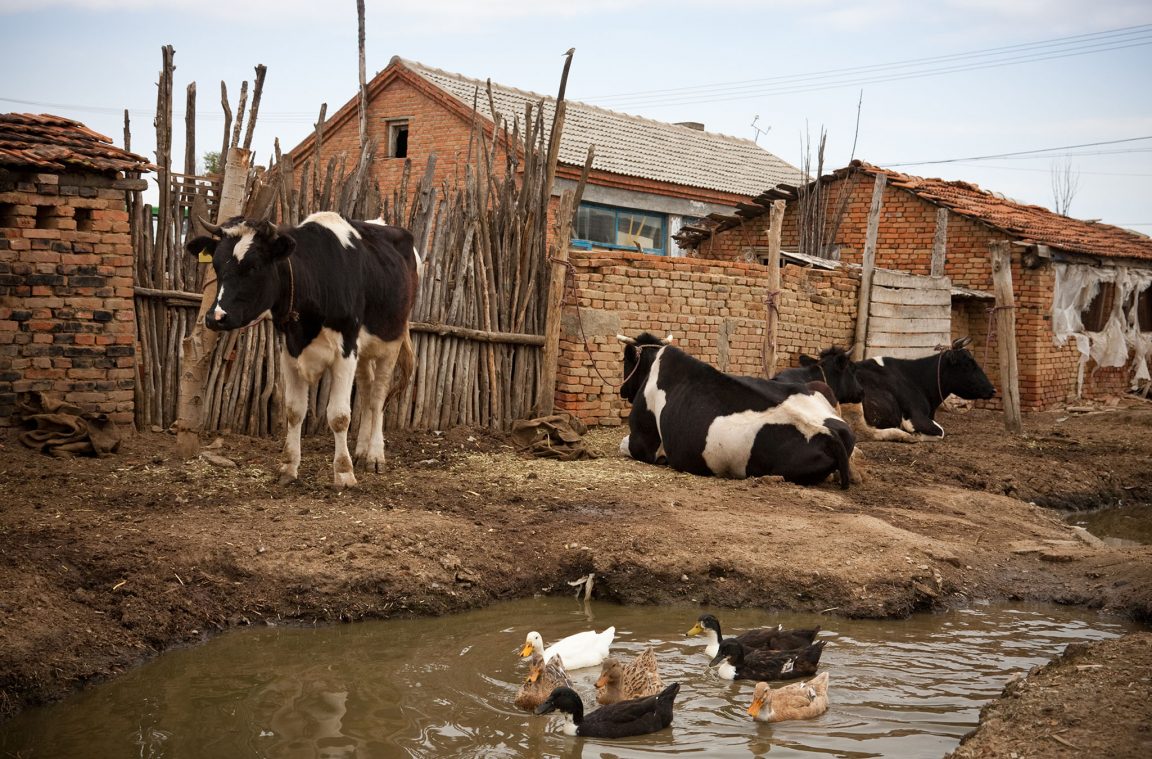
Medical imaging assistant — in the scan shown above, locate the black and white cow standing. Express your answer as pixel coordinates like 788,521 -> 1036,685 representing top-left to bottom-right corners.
618,333 -> 856,488
186,212 -> 420,487
843,337 -> 996,442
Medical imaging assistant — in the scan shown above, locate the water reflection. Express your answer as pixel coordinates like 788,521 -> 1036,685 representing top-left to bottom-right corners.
1065,502 -> 1152,546
0,599 -> 1143,758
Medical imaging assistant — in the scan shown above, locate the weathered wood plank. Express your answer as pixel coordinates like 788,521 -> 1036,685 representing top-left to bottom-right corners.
867,332 -> 949,349
867,316 -> 953,334
869,301 -> 955,319
870,286 -> 952,306
871,269 -> 950,290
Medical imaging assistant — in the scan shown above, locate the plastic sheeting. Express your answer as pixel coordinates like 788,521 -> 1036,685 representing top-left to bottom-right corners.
1051,262 -> 1152,395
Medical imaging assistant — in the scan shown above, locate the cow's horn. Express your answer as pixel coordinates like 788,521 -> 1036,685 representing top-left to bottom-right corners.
616,334 -> 637,346
663,333 -> 674,344
952,336 -> 972,350
198,216 -> 223,236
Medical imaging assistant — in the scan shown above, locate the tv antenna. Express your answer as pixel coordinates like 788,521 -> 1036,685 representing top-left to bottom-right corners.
751,115 -> 771,144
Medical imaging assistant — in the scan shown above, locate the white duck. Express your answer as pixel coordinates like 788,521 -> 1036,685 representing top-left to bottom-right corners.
520,627 -> 615,670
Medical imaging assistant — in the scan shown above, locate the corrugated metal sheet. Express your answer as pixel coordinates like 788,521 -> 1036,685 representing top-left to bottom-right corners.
0,113 -> 154,174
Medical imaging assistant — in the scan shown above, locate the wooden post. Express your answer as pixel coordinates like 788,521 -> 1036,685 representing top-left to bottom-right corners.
357,0 -> 369,151
174,147 -> 252,458
535,48 -> 576,417
990,240 -> 1023,433
931,207 -> 948,278
762,199 -> 785,376
853,173 -> 886,360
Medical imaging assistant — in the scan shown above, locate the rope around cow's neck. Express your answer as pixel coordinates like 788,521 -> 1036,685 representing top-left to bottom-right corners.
620,343 -> 665,388
278,258 -> 300,327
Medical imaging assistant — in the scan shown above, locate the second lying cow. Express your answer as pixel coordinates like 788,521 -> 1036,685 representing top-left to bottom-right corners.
618,333 -> 856,488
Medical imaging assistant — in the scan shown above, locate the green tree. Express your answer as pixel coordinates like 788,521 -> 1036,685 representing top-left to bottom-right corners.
203,150 -> 221,175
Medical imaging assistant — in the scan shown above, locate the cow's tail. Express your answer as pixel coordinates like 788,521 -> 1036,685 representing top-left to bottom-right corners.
387,328 -> 415,406
828,422 -> 855,490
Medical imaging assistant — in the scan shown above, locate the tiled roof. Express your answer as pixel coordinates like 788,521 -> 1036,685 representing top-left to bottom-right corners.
851,161 -> 1152,262
677,159 -> 1152,262
0,113 -> 154,174
401,58 -> 804,197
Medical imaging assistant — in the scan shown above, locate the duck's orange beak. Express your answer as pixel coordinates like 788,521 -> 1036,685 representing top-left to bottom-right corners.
594,673 -> 608,689
687,622 -> 703,636
747,694 -> 765,718
519,641 -> 534,657
527,669 -> 541,684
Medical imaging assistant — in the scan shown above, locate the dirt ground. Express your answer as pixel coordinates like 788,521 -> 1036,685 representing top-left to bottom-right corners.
1,401 -> 1151,756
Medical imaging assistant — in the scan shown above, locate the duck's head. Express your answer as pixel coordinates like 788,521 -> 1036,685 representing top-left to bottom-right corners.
520,631 -> 544,658
534,686 -> 584,720
594,658 -> 622,689
709,638 -> 744,667
523,653 -> 545,683
687,613 -> 721,638
747,681 -> 773,719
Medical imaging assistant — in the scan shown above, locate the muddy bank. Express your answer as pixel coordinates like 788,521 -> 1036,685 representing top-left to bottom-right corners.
1,404 -> 1151,746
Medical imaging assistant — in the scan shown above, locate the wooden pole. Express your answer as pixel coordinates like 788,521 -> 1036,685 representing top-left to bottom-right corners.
762,199 -> 785,376
357,0 -> 368,151
990,240 -> 1023,433
173,147 -> 252,457
931,207 -> 948,278
852,173 -> 886,360
536,48 -> 576,417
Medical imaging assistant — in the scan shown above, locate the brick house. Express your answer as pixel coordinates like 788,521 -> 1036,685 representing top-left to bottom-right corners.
0,113 -> 152,426
678,160 -> 1152,410
289,56 -> 803,257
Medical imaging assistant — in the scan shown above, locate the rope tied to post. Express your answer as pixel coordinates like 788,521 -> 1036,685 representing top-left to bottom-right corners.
550,254 -> 619,388
984,304 -> 1015,365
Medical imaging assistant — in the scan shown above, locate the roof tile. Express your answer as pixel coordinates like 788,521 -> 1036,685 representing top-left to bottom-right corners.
0,113 -> 155,174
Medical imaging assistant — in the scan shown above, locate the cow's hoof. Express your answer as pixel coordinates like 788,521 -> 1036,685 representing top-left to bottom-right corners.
333,472 -> 358,490
355,452 -> 386,473
277,473 -> 298,486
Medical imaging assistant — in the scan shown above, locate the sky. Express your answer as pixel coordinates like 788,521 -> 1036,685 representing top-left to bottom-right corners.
2,0 -> 1150,232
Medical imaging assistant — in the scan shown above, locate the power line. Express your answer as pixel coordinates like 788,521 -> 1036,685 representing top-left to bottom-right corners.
880,136 -> 1152,167
590,24 -> 1152,102
585,26 -> 1152,109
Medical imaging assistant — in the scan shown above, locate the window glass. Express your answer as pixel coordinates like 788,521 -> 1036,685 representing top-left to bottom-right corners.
574,203 -> 666,254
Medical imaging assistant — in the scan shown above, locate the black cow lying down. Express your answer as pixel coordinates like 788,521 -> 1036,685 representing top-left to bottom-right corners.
618,333 -> 856,488
842,337 -> 996,442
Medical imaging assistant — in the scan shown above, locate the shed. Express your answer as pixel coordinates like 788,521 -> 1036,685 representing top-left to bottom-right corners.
678,160 -> 1152,409
0,113 -> 153,426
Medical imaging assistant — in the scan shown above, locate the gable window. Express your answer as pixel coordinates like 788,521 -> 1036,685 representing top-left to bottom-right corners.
386,119 -> 409,159
1081,281 -> 1116,332
574,203 -> 667,255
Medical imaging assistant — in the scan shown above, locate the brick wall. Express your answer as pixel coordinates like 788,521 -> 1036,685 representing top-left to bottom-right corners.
696,176 -> 1133,410
0,169 -> 136,426
554,249 -> 859,426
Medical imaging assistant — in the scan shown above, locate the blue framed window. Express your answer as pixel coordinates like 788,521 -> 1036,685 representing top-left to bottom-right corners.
574,202 -> 667,255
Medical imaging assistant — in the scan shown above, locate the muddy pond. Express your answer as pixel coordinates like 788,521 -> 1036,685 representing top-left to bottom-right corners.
1,597 -> 1144,758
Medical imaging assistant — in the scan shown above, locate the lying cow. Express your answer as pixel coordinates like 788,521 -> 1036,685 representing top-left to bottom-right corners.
772,346 -> 863,405
618,333 -> 856,488
843,337 -> 995,442
186,212 -> 420,487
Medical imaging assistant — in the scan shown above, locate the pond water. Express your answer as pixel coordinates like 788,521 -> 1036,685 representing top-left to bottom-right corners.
1065,502 -> 1152,546
0,598 -> 1143,759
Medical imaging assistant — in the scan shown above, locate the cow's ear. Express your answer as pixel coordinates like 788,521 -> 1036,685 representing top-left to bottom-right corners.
267,232 -> 296,260
186,236 -> 217,262
798,354 -> 817,367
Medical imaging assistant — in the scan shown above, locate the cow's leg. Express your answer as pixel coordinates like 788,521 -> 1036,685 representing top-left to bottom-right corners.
278,351 -> 310,485
354,358 -> 376,461
841,402 -> 919,443
328,350 -> 359,489
356,336 -> 405,472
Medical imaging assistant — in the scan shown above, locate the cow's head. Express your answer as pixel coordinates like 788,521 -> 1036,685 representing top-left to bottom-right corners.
617,332 -> 671,402
799,346 -> 864,403
185,217 -> 295,331
942,337 -> 996,400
